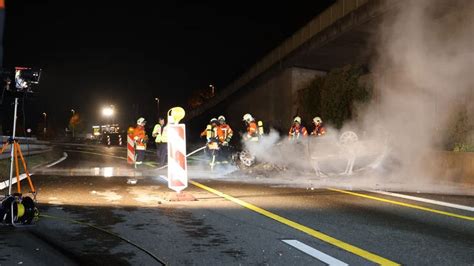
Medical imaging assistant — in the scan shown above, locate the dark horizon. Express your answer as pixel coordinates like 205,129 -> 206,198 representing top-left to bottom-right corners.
0,0 -> 334,137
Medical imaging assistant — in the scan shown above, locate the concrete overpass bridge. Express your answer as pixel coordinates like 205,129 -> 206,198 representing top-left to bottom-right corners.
187,0 -> 391,134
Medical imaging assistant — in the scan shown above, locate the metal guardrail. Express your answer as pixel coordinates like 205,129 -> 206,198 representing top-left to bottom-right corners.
1,135 -> 52,160
0,135 -> 49,145
0,148 -> 53,160
188,0 -> 369,120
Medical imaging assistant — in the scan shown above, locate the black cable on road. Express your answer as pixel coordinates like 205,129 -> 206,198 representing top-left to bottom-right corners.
40,214 -> 167,266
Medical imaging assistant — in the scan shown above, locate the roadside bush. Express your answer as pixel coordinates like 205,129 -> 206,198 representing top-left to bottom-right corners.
453,143 -> 474,152
447,106 -> 474,152
298,64 -> 371,129
298,64 -> 473,152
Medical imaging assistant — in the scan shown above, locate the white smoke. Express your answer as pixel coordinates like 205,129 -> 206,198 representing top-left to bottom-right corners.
366,0 -> 474,182
243,127 -> 353,172
238,0 -> 474,193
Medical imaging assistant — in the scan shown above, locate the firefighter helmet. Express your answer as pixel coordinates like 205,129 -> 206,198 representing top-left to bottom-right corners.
294,116 -> 302,124
313,116 -> 322,124
137,117 -> 146,126
210,117 -> 218,124
243,113 -> 254,122
218,115 -> 226,122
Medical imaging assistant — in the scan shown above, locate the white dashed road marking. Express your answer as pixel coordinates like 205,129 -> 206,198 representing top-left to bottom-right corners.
282,239 -> 348,266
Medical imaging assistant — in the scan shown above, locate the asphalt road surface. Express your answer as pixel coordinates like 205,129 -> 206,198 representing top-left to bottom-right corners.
1,144 -> 473,265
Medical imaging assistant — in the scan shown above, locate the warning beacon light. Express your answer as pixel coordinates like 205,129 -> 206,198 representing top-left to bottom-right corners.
167,107 -> 185,124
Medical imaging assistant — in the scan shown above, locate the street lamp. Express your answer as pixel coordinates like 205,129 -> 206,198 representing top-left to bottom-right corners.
70,109 -> 75,139
102,106 -> 114,117
102,105 -> 115,130
209,84 -> 215,96
155,97 -> 160,117
42,112 -> 47,137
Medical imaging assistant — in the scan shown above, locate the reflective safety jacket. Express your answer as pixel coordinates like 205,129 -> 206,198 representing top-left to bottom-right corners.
244,121 -> 260,141
201,124 -> 218,143
257,121 -> 264,136
217,123 -> 233,143
161,126 -> 168,143
311,124 -> 326,136
132,125 -> 147,150
288,125 -> 308,140
152,124 -> 166,143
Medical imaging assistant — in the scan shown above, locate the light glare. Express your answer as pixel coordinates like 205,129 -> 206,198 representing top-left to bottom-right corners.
102,106 -> 114,117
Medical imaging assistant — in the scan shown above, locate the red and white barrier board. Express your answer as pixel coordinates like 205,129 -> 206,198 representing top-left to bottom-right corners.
127,134 -> 135,164
167,124 -> 188,192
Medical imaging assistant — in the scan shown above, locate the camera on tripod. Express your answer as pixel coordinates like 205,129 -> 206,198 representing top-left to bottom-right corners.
1,66 -> 42,94
0,67 -> 42,227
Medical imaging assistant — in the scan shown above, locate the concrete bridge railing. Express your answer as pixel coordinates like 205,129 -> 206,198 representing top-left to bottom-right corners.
188,0 -> 370,120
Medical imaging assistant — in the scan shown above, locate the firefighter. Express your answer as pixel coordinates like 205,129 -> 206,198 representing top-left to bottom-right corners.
242,113 -> 263,141
217,115 -> 233,146
200,118 -> 219,143
152,117 -> 167,166
201,118 -> 220,166
288,116 -> 308,140
217,115 -> 233,162
199,118 -> 218,157
311,116 -> 326,136
133,117 -> 148,164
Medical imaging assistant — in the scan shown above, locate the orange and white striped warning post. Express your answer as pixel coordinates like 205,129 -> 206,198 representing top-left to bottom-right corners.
127,133 -> 135,164
167,107 -> 188,192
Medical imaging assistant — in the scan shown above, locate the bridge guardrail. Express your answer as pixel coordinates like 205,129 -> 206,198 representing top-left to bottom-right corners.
188,0 -> 370,120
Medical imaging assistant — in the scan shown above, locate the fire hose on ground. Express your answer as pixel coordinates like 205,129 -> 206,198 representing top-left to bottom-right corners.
30,146 -> 207,264
39,214 -> 167,265
155,145 -> 207,170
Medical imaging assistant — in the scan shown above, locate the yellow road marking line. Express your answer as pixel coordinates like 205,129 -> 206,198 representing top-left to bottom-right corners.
190,180 -> 399,266
329,188 -> 474,221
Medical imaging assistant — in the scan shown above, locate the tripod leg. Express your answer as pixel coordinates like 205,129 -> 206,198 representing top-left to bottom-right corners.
0,142 -> 9,154
13,142 -> 21,194
16,142 -> 36,194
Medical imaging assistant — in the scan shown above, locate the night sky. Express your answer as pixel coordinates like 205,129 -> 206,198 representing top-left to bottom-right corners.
1,0 -> 334,136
